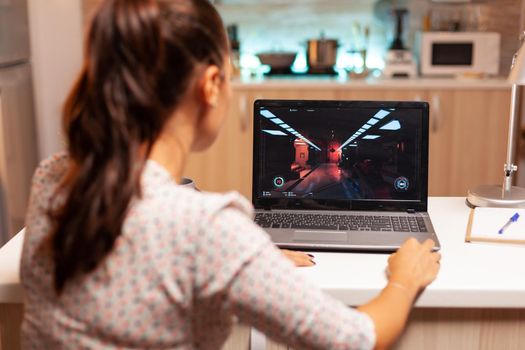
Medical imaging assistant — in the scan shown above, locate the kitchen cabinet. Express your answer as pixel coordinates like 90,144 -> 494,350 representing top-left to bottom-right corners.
337,87 -> 510,196
183,82 -> 511,199
183,88 -> 338,199
428,89 -> 510,196
183,89 -> 255,198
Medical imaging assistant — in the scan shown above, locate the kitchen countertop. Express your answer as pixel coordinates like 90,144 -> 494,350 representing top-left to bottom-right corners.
297,197 -> 525,308
2,197 -> 525,308
232,76 -> 512,90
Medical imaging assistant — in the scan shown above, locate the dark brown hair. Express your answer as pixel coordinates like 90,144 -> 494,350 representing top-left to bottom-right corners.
50,0 -> 228,293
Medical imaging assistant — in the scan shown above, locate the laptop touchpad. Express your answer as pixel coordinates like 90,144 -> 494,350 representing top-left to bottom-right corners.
294,231 -> 348,242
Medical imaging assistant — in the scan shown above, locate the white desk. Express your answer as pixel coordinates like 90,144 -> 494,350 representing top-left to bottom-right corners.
298,197 -> 525,309
0,230 -> 24,349
0,232 -> 24,304
2,197 -> 525,349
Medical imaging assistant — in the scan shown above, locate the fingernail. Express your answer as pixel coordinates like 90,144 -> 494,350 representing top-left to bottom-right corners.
310,259 -> 316,265
307,253 -> 314,258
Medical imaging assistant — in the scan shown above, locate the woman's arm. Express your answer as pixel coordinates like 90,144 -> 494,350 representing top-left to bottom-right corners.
357,284 -> 416,350
227,238 -> 439,350
358,239 -> 440,349
198,206 -> 439,350
227,244 -> 376,350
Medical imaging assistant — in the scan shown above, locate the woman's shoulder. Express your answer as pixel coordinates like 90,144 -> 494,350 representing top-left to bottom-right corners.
29,152 -> 70,199
132,177 -> 262,257
33,152 -> 70,180
139,160 -> 254,223
145,184 -> 254,222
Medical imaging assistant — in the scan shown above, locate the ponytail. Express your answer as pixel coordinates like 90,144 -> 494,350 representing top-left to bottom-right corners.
50,0 -> 228,293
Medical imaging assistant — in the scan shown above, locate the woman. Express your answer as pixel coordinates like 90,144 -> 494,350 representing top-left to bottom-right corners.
21,0 -> 441,349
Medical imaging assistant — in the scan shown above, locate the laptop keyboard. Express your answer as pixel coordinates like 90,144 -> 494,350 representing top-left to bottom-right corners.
254,213 -> 428,233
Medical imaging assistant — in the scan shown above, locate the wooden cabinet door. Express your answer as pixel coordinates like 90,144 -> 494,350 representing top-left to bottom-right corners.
184,86 -> 511,198
338,88 -> 511,197
230,88 -> 335,199
337,88 -> 426,102
248,88 -> 338,101
427,89 -> 510,196
183,88 -> 338,198
183,89 -> 252,197
337,89 -> 452,196
427,90 -> 456,196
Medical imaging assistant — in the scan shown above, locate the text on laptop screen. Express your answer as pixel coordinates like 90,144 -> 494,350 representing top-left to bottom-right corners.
256,105 -> 423,201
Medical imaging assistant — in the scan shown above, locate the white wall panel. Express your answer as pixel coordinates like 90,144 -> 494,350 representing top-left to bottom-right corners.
27,0 -> 84,160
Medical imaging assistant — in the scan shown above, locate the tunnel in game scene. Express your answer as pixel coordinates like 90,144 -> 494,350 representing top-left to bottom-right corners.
257,106 -> 419,201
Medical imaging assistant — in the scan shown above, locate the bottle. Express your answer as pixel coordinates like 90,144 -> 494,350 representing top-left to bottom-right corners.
227,24 -> 241,78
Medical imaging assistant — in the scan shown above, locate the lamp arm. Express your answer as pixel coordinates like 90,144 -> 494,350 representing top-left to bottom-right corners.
503,84 -> 521,192
466,33 -> 525,208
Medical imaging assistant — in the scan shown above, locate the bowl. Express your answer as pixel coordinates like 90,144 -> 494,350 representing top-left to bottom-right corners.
256,52 -> 297,69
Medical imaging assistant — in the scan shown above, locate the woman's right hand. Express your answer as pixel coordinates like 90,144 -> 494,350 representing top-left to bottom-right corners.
387,238 -> 441,294
358,238 -> 440,349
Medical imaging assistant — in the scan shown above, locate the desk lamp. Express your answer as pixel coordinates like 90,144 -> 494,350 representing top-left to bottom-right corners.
467,34 -> 525,207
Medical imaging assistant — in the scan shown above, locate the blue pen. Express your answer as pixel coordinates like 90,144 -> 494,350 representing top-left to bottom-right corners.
498,213 -> 520,234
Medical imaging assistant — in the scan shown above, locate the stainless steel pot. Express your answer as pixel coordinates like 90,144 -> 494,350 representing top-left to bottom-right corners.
306,38 -> 339,69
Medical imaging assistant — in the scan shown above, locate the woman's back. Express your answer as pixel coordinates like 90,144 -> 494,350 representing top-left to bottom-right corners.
21,153 -> 269,349
19,1 -> 440,348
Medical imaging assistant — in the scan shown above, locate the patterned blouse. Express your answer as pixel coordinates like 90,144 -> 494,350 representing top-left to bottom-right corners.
21,153 -> 376,349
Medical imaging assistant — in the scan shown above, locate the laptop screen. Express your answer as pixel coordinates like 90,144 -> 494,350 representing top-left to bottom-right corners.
252,100 -> 429,211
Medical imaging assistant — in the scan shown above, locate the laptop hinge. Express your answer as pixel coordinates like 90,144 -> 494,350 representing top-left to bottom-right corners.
407,209 -> 416,214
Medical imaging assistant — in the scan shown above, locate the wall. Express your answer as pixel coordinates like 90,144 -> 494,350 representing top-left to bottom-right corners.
80,1 -> 522,75
28,0 -> 84,159
408,0 -> 523,76
479,0 -> 523,75
219,0 -> 522,76
217,0 -> 391,71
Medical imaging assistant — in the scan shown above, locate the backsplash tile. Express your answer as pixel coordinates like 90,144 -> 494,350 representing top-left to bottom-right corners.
218,1 -> 393,71
81,0 -> 523,76
407,0 -> 523,75
218,0 -> 523,76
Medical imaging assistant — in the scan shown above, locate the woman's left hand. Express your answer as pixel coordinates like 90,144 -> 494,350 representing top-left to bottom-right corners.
281,249 -> 315,267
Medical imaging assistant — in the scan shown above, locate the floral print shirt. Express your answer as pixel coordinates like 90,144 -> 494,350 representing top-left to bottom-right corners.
21,153 -> 375,349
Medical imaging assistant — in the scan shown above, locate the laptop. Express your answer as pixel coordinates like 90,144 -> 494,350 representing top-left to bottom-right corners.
252,100 -> 440,252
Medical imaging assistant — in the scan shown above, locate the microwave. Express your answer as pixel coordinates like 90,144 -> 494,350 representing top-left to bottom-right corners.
417,32 -> 501,76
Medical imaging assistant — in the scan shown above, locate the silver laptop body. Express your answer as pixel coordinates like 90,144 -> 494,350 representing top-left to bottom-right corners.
252,100 -> 440,252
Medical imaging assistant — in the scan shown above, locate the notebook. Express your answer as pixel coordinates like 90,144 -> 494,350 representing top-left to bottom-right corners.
466,208 -> 525,245
251,99 -> 440,252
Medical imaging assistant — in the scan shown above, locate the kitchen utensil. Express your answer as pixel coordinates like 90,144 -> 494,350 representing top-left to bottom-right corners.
390,8 -> 408,50
306,32 -> 339,70
383,8 -> 417,78
256,52 -> 297,69
227,24 -> 241,77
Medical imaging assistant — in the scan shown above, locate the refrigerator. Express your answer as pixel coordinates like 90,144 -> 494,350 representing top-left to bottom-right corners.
0,0 -> 39,245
